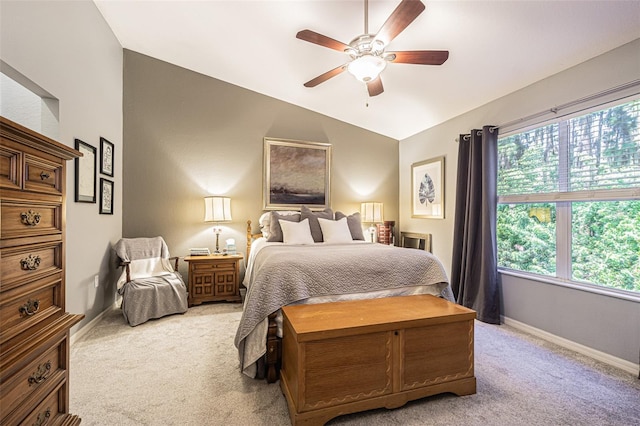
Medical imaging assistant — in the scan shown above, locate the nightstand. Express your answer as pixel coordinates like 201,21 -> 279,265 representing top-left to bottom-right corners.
184,254 -> 243,306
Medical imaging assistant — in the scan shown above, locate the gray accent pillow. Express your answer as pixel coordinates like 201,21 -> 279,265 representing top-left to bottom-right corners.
300,205 -> 333,242
335,211 -> 365,240
267,212 -> 301,242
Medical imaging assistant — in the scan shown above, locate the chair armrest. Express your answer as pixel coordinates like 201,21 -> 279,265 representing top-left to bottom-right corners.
169,256 -> 179,271
119,260 -> 131,283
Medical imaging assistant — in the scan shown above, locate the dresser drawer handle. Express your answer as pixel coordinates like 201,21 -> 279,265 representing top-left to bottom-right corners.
28,361 -> 52,385
33,408 -> 51,426
20,254 -> 41,270
20,210 -> 42,227
19,299 -> 40,316
40,171 -> 50,180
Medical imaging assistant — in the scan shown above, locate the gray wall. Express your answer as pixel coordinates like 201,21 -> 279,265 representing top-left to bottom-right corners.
0,0 -> 123,330
122,50 -> 399,278
399,39 -> 640,366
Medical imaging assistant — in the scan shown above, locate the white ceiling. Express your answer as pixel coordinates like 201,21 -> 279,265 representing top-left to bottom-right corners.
94,0 -> 640,140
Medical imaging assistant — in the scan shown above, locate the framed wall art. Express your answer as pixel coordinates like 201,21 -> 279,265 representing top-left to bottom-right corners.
74,139 -> 96,203
99,178 -> 114,215
263,138 -> 331,210
100,137 -> 114,177
411,156 -> 445,219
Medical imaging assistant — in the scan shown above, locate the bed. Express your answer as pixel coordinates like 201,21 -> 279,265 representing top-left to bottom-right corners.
234,208 -> 454,382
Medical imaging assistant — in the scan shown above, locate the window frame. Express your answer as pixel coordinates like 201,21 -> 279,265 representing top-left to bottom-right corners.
497,96 -> 640,301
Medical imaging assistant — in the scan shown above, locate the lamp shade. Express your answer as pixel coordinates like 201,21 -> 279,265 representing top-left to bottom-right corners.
361,202 -> 383,223
204,196 -> 232,222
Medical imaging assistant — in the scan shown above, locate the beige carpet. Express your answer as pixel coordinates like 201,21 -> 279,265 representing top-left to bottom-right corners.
70,303 -> 640,425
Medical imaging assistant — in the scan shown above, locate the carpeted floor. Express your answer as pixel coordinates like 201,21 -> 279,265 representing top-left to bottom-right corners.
70,303 -> 640,425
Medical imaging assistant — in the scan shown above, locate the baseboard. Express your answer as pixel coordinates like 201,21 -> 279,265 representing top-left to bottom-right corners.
502,316 -> 639,377
70,305 -> 117,346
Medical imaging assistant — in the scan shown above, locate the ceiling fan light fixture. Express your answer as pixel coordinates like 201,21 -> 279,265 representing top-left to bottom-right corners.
347,54 -> 386,83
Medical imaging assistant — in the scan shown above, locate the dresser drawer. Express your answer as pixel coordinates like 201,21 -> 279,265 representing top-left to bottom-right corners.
18,378 -> 69,426
0,243 -> 62,290
0,144 -> 22,190
0,276 -> 63,345
1,200 -> 62,241
0,337 -> 66,423
23,154 -> 63,196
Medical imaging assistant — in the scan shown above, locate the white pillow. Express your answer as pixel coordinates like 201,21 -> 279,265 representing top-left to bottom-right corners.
280,218 -> 315,245
318,217 -> 353,244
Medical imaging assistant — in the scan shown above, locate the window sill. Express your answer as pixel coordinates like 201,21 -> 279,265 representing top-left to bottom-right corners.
498,268 -> 640,303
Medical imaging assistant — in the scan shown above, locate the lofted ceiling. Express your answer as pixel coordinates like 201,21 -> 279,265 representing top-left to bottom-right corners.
94,0 -> 640,140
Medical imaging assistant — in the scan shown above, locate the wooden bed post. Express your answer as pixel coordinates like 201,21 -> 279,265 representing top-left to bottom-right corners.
246,220 -> 253,258
265,312 -> 281,383
245,217 -> 282,383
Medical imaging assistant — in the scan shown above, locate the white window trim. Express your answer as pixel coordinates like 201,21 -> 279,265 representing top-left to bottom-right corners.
499,268 -> 640,303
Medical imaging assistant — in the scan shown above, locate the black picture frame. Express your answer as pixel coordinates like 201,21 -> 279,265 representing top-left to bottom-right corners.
99,178 -> 114,215
100,137 -> 114,177
74,139 -> 97,203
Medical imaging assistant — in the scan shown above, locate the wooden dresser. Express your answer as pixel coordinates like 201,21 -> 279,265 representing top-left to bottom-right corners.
280,295 -> 476,425
0,117 -> 84,425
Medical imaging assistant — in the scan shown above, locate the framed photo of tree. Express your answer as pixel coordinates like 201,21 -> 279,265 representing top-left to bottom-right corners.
411,156 -> 445,219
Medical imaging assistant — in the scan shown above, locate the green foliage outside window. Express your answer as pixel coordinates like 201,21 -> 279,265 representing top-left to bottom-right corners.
497,204 -> 556,276
572,201 -> 640,292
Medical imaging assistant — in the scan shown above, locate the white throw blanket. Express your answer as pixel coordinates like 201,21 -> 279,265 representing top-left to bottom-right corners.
114,237 -> 175,290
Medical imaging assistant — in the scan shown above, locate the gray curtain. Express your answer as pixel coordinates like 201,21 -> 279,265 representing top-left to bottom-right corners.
451,125 -> 501,324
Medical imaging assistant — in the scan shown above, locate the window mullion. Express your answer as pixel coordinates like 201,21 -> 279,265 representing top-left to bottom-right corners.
556,121 -> 571,280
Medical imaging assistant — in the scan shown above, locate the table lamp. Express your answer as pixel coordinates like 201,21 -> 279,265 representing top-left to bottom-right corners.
204,196 -> 232,253
360,202 -> 383,242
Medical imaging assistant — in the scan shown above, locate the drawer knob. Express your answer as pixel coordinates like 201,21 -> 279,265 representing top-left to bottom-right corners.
40,171 -> 50,180
20,210 -> 42,227
19,299 -> 40,316
33,408 -> 51,426
28,361 -> 52,385
20,254 -> 41,271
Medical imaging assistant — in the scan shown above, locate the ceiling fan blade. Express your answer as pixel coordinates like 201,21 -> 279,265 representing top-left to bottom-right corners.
367,77 -> 384,97
296,29 -> 350,52
304,64 -> 348,88
387,50 -> 449,65
373,0 -> 425,46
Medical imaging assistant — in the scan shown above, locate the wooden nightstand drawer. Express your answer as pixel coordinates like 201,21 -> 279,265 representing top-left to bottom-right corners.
192,261 -> 236,272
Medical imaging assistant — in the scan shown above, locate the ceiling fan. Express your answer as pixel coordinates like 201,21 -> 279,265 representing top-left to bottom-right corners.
296,0 -> 449,97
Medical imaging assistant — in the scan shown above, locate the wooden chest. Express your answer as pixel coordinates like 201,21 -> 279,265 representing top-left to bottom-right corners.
280,294 -> 476,426
0,117 -> 84,425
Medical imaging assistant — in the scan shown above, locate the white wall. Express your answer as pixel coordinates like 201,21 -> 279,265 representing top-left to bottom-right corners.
399,39 -> 640,367
0,0 -> 123,330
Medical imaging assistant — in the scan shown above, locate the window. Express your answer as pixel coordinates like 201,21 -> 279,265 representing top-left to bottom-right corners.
497,99 -> 640,294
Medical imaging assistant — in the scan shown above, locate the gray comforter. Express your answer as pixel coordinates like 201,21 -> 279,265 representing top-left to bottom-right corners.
234,242 -> 451,375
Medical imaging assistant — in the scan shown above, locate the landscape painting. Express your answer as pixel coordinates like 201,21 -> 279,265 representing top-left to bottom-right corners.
263,138 -> 331,210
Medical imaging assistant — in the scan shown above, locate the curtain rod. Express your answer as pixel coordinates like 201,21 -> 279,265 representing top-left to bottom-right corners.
456,79 -> 640,142
493,79 -> 640,133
